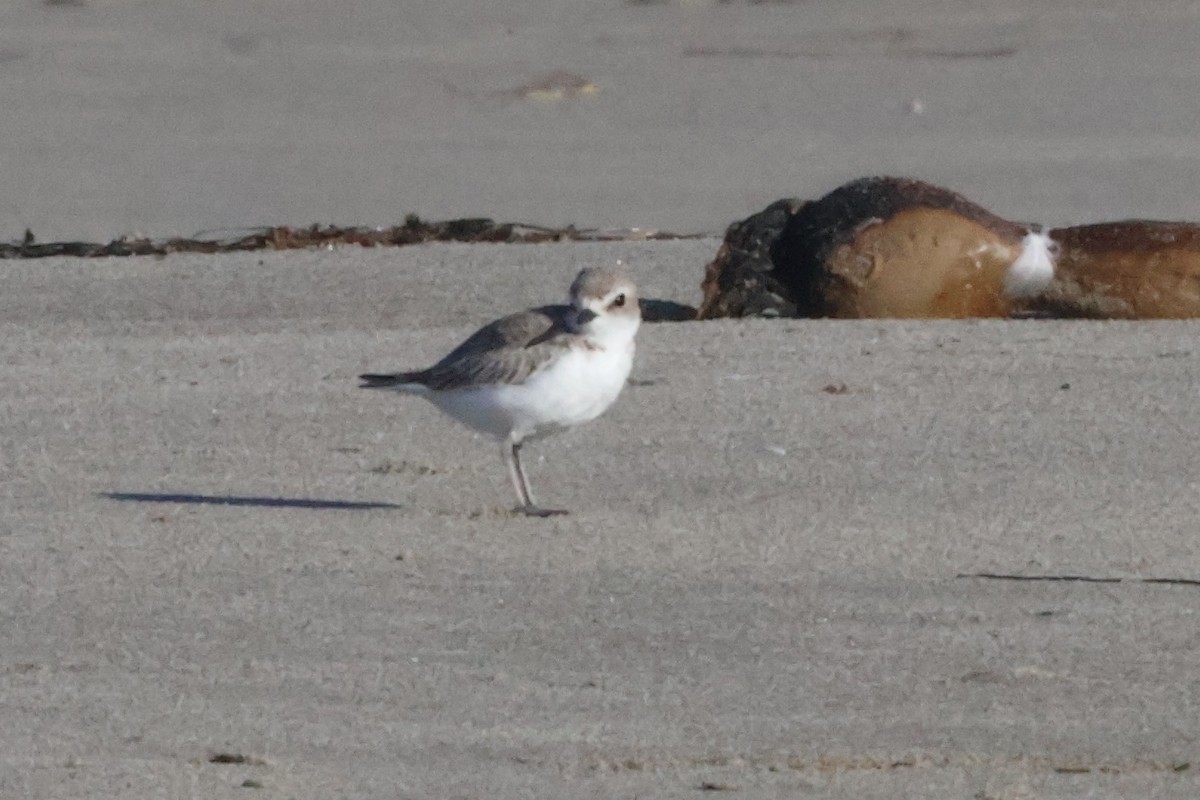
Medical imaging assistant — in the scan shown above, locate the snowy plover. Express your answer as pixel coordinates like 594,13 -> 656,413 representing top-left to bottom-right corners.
360,267 -> 640,517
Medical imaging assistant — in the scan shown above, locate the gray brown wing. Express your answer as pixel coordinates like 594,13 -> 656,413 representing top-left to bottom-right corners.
410,305 -> 577,391
434,305 -> 570,362
416,341 -> 568,390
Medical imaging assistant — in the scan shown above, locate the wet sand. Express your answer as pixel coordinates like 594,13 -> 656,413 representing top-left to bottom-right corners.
4,1 -> 1200,240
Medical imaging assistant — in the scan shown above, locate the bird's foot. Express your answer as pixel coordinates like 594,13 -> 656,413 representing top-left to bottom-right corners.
516,504 -> 569,518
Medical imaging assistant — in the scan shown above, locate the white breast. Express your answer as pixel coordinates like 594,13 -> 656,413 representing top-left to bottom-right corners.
427,340 -> 635,443
510,341 -> 634,439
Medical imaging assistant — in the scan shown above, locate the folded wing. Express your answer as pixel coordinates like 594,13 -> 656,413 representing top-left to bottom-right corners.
360,304 -> 576,391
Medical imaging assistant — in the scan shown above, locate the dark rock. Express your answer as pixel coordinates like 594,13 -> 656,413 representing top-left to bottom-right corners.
700,177 -> 1043,319
697,198 -> 806,319
772,176 -> 1028,317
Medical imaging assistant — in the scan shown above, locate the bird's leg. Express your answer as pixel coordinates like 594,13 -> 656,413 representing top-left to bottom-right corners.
502,439 -> 567,517
503,439 -> 535,507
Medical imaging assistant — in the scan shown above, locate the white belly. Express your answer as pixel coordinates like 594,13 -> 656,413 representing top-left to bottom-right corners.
428,343 -> 633,442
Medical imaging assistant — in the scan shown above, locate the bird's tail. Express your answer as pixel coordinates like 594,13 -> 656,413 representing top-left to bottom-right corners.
359,371 -> 424,389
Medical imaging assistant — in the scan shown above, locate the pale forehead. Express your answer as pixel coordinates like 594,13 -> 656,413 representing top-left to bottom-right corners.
569,267 -> 634,299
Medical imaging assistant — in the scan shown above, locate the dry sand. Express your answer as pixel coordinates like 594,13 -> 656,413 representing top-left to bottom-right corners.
4,1 -> 1200,796
3,241 -> 1200,798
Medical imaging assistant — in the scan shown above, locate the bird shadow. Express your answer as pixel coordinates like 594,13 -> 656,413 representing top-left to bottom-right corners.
100,491 -> 399,511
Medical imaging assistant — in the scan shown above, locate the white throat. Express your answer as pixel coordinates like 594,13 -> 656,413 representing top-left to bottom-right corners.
582,313 -> 640,350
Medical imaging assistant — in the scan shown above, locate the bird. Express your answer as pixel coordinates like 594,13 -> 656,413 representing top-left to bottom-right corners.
360,266 -> 641,517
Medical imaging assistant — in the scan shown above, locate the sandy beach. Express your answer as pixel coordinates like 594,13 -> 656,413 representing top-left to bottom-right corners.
4,1 -> 1200,797
4,243 -> 1200,798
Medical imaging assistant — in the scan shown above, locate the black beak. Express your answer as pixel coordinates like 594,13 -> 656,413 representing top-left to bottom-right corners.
569,308 -> 597,331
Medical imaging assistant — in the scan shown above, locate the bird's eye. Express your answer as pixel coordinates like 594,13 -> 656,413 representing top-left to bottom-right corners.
612,293 -> 626,308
